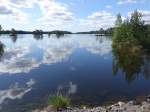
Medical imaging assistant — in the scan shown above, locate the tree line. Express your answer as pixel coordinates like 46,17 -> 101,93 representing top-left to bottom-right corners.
0,27 -> 72,35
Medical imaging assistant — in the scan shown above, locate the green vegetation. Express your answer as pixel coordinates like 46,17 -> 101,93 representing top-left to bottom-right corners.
33,30 -> 43,35
33,30 -> 43,40
113,10 -> 150,45
76,28 -> 114,35
0,42 -> 4,57
112,10 -> 150,83
0,26 -> 72,35
0,25 -> 2,32
9,28 -> 18,43
48,95 -> 70,109
10,28 -> 17,36
49,30 -> 72,35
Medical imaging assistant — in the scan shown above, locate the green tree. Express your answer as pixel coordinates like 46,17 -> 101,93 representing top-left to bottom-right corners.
112,10 -> 150,83
130,10 -> 143,26
99,28 -> 105,34
130,10 -> 145,40
113,10 -> 146,44
0,25 -> 2,31
148,25 -> 150,36
115,13 -> 122,27
0,42 -> 4,58
10,28 -> 17,39
11,28 -> 16,34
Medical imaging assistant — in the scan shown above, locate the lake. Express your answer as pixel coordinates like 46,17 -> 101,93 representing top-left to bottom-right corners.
0,34 -> 150,111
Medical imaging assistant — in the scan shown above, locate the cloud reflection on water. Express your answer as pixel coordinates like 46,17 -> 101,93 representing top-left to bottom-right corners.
0,79 -> 35,105
39,39 -> 74,65
57,81 -> 77,95
0,46 -> 40,74
0,35 -> 112,74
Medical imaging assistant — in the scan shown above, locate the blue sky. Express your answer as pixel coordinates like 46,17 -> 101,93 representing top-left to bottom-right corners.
0,0 -> 150,32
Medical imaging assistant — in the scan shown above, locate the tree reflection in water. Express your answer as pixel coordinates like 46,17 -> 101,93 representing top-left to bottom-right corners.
0,41 -> 4,59
10,35 -> 18,43
56,33 -> 64,39
112,40 -> 150,83
33,34 -> 43,40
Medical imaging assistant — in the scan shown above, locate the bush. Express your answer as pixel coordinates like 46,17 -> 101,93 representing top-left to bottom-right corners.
48,95 -> 70,109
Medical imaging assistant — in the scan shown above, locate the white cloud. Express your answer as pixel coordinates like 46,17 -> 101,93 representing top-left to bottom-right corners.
36,0 -> 74,29
0,0 -> 29,23
9,0 -> 35,8
128,10 -> 150,24
10,10 -> 28,23
0,0 -> 149,31
88,11 -> 112,19
139,10 -> 150,24
79,11 -> 116,30
0,5 -> 13,15
117,0 -> 137,5
0,0 -> 71,25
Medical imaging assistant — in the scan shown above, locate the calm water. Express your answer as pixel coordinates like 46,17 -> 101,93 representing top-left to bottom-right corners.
0,34 -> 150,111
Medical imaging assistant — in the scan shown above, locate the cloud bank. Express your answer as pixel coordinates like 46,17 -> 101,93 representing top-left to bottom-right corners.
0,0 -> 149,31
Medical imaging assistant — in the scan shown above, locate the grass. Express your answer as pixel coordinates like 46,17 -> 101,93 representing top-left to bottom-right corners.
48,95 -> 70,109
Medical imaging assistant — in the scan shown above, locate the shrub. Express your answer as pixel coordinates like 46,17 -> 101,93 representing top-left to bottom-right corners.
48,95 -> 70,109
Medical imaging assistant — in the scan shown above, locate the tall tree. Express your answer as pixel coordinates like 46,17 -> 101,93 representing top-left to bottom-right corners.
115,13 -> 122,27
130,10 -> 143,26
130,10 -> 144,40
0,25 -> 2,31
11,28 -> 16,34
99,28 -> 105,34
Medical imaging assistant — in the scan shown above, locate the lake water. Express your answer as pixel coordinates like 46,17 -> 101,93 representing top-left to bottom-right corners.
0,34 -> 150,111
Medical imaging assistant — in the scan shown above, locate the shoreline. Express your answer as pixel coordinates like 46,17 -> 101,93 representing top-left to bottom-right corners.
33,95 -> 150,112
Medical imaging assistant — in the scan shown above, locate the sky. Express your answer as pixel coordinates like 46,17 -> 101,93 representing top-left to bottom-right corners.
0,0 -> 150,32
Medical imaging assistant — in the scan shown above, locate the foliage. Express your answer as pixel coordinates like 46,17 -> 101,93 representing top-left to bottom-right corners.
49,30 -> 72,34
0,42 -> 4,58
112,10 -> 150,83
112,39 -> 150,83
113,10 -> 149,44
10,28 -> 17,35
0,25 -> 2,32
33,30 -> 43,35
105,28 -> 115,35
0,26 -> 72,35
48,95 -> 70,109
76,28 -> 114,35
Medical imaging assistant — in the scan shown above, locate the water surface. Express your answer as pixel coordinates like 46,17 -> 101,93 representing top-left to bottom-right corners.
0,34 -> 150,111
